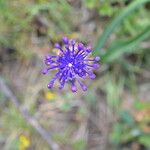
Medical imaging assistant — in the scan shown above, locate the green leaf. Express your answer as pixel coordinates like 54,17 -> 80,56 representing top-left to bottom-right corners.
101,26 -> 150,63
105,77 -> 124,109
139,134 -> 150,148
94,0 -> 150,55
111,123 -> 123,144
84,0 -> 97,9
98,2 -> 114,16
120,111 -> 134,125
134,101 -> 150,110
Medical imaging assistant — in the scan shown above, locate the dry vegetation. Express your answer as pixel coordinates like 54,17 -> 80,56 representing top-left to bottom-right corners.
0,0 -> 150,150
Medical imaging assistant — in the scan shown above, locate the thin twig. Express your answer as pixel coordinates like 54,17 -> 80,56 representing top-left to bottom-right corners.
0,77 -> 60,150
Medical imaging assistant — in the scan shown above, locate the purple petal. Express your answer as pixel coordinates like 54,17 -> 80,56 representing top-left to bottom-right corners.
86,46 -> 92,53
78,43 -> 84,51
89,73 -> 96,79
78,80 -> 87,91
47,83 -> 53,89
71,85 -> 77,92
62,37 -> 69,44
42,68 -> 48,74
93,64 -> 100,69
71,39 -> 76,45
71,81 -> 77,92
54,43 -> 61,49
45,54 -> 52,59
94,56 -> 100,61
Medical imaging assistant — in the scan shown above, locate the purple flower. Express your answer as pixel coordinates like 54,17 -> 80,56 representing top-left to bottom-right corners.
42,37 -> 100,92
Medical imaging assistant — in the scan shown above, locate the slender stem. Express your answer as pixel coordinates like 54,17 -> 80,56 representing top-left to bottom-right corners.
0,77 -> 60,150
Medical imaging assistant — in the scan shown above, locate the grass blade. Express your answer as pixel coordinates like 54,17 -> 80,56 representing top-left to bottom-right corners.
101,26 -> 150,63
94,0 -> 150,55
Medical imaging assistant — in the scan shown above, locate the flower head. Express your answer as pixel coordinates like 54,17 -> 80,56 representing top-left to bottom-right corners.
19,135 -> 30,150
45,91 -> 55,101
42,37 -> 100,92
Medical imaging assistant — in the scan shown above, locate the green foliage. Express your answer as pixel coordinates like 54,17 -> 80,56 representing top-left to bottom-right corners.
118,7 -> 150,36
119,111 -> 135,125
111,111 -> 136,145
0,91 -> 5,106
0,104 -> 32,150
105,75 -> 124,109
98,2 -> 114,16
84,0 -> 97,9
111,104 -> 150,149
1,104 -> 30,131
84,88 -> 97,105
72,140 -> 86,150
101,26 -> 150,63
84,0 -> 117,16
7,138 -> 20,150
0,0 -> 150,149
28,0 -> 72,33
134,101 -> 150,110
60,102 -> 71,112
94,0 -> 150,56
0,0 -> 73,57
53,133 -> 69,144
138,135 -> 150,148
59,93 -> 74,112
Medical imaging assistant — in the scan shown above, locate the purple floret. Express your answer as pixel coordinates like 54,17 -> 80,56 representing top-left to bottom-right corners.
42,37 -> 100,92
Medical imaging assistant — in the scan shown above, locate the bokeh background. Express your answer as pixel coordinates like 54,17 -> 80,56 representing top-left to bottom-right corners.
0,0 -> 150,150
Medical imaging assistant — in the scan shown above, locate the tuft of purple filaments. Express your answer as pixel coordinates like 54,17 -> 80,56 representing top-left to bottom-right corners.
42,37 -> 100,92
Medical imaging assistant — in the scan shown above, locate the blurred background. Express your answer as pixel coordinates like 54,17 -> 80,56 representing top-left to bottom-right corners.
0,0 -> 150,150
